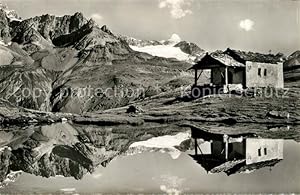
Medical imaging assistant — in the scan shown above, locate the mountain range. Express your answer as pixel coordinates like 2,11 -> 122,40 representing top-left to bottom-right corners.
0,4 -> 203,113
119,33 -> 206,63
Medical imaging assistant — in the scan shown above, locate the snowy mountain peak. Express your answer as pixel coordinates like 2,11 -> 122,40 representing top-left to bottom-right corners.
0,2 -> 21,21
168,33 -> 181,44
126,132 -> 190,160
160,33 -> 182,46
125,33 -> 205,63
118,34 -> 161,47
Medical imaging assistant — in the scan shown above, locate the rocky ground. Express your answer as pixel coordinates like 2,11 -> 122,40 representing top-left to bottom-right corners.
1,86 -> 299,127
76,84 -> 300,125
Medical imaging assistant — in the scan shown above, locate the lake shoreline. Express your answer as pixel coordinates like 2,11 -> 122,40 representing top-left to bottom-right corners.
1,89 -> 300,127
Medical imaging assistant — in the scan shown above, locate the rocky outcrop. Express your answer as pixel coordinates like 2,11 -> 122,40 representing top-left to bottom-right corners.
52,19 -> 95,48
126,105 -> 144,114
284,50 -> 300,87
0,67 -> 54,111
0,43 -> 34,66
174,41 -> 205,56
0,2 -> 21,43
9,12 -> 88,54
118,35 -> 161,47
0,3 -> 21,22
0,147 -> 11,183
285,50 -> 300,69
100,25 -> 113,35
11,12 -> 87,42
11,27 -> 53,53
0,9 -> 10,43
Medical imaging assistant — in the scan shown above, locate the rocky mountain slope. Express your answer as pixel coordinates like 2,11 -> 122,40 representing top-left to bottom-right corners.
0,3 -> 20,22
0,4 -> 204,114
284,50 -> 300,87
284,51 -> 300,69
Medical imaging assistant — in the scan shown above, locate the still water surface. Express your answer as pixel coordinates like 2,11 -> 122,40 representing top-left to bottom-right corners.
1,138 -> 299,194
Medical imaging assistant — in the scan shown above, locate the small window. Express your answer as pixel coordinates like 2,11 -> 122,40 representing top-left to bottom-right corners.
264,148 -> 267,155
258,148 -> 261,156
264,69 -> 267,76
258,68 -> 261,76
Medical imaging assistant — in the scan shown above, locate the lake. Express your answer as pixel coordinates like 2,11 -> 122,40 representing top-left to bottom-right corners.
0,123 -> 299,194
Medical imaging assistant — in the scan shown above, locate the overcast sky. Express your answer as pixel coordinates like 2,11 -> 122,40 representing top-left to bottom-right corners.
2,0 -> 300,55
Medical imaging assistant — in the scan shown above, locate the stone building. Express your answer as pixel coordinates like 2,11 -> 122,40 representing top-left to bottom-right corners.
190,125 -> 283,175
190,48 -> 284,92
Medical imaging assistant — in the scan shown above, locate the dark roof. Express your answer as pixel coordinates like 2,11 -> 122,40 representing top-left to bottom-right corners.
225,159 -> 282,175
190,49 -> 283,70
190,53 -> 245,70
212,52 -> 245,67
190,155 -> 282,175
225,48 -> 283,64
190,125 -> 257,141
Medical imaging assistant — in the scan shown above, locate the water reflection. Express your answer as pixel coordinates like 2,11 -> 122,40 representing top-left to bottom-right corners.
0,122 -> 187,186
0,123 -> 299,193
190,126 -> 283,175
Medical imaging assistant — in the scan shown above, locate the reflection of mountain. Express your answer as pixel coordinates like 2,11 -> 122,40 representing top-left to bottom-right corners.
2,123 -> 104,180
126,131 -> 190,159
0,123 -> 186,185
0,123 -> 123,183
189,126 -> 283,175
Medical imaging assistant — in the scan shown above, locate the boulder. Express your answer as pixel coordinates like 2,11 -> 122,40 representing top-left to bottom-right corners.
267,111 -> 289,119
126,105 -> 144,114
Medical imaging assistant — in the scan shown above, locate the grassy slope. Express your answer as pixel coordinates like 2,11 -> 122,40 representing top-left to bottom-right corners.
49,52 -> 204,113
97,83 -> 300,125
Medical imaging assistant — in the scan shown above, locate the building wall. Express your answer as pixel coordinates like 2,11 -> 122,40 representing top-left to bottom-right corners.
245,61 -> 284,88
245,138 -> 283,165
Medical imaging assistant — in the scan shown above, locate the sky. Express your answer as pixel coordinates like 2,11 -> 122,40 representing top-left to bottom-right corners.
2,0 -> 300,55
